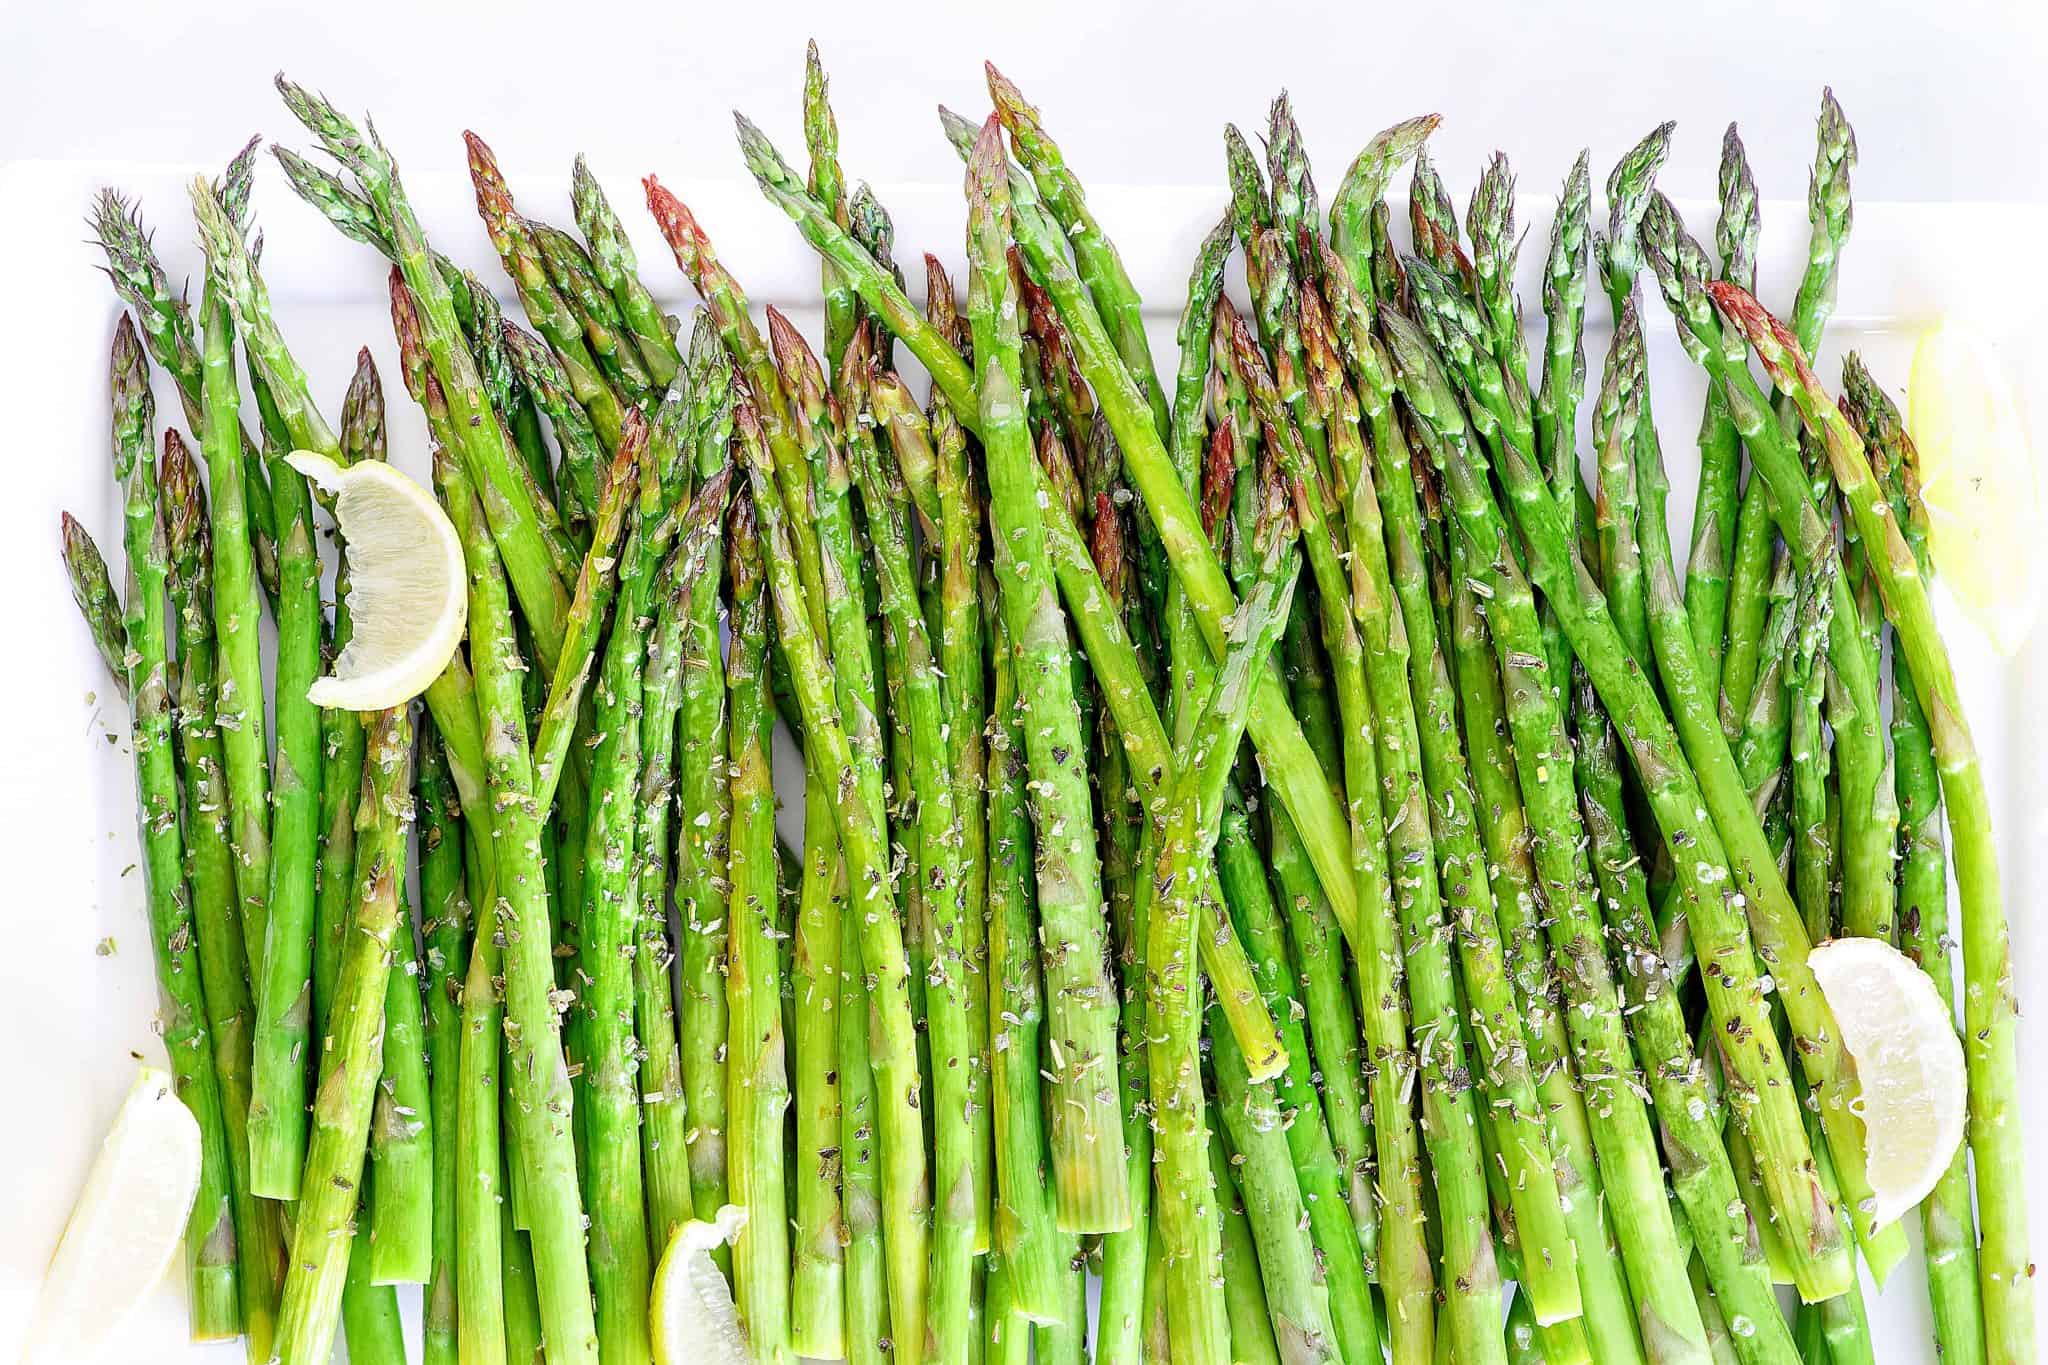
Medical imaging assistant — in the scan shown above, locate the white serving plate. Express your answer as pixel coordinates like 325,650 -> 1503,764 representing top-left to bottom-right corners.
0,148 -> 2041,1362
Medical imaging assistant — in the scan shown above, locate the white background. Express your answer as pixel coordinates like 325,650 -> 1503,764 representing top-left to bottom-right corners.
4,1 -> 2047,1361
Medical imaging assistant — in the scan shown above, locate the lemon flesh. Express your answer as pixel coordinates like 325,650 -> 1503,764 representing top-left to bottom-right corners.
288,450 -> 467,710
1908,319 -> 2040,655
24,1066 -> 202,1363
650,1205 -> 750,1365
1809,936 -> 1968,1228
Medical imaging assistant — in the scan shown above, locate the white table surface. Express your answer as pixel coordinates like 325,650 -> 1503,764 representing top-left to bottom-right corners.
4,1 -> 2047,1361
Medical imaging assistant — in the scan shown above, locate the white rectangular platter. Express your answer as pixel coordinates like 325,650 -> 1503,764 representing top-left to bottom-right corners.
1,151 -> 2042,1362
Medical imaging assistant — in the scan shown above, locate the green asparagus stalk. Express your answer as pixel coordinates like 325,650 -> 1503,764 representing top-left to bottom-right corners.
532,220 -> 656,401
984,596 -> 1067,1326
1203,1128 -> 1281,1365
738,112 -> 1358,944
963,118 -> 1129,1234
368,903 -> 432,1287
1534,151 -> 1591,573
312,349 -> 378,1063
61,511 -> 128,690
1441,531 -> 1646,1365
1636,206 -> 1904,1274
415,720 -> 469,1365
802,40 -> 859,370
986,63 -> 1170,439
500,322 -> 605,528
270,87 -> 573,669
93,184 -> 283,608
1841,355 -> 1987,1365
232,333 -> 326,1203
572,414 -> 673,1365
435,441 -> 599,1365
459,130 -> 626,446
1402,262 -> 1875,1298
1325,283 -> 1582,1325
1207,948 -> 1342,1365
1686,126 -> 1757,708
1569,663 -> 1800,1365
722,488 -> 792,1362
731,392 -> 930,1364
912,260 -> 996,1266
1712,285 -> 2031,1362
572,154 -> 682,386
845,330 -> 983,1359
156,430 -> 287,1361
270,704 -> 412,1365
1146,446 -> 1301,1365
93,333 -> 241,1341
1386,314 -> 1715,1358
1216,794 -> 1379,1365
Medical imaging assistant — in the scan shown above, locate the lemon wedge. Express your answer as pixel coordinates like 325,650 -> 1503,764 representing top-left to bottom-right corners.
288,451 -> 466,710
1809,936 -> 1967,1228
23,1066 -> 202,1363
650,1205 -> 749,1365
1908,319 -> 2040,655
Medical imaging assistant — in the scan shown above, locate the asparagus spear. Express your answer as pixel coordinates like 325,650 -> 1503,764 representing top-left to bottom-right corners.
1636,205 -> 1904,1274
1226,305 -> 1506,1365
731,393 -> 929,1363
1840,356 -> 1988,1365
984,596 -> 1067,1325
89,328 -> 241,1341
271,86 -> 572,670
1403,262 -> 1878,1298
61,512 -> 128,689
436,441 -> 599,1365
1386,316 -> 1714,1360
1534,152 -> 1591,576
157,421 -> 288,1358
182,195 -> 278,1100
92,160 -> 284,605
802,40 -> 859,370
986,63 -> 1170,439
223,313 -> 326,1201
1146,441 -> 1301,1364
501,321 -> 606,528
1207,920 -> 1342,1365
1441,529 -> 1647,1365
738,113 -> 1358,943
572,154 -> 682,386
269,703 -> 412,1365
1569,662 -> 1800,1365
1713,285 -> 2032,1364
572,411 -> 667,1364
914,260 -> 997,1266
459,130 -> 626,447
1216,793 -> 1379,1365
723,488 -> 792,1362
644,332 -> 733,1255
845,331 -> 983,1358
532,220 -> 656,401
963,118 -> 1129,1234
1686,126 -> 1758,709
415,721 -> 470,1365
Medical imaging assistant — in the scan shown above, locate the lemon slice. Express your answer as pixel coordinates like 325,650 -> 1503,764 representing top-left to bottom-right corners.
23,1066 -> 201,1363
1809,936 -> 1967,1227
1908,319 -> 2040,655
288,451 -> 466,710
651,1205 -> 749,1365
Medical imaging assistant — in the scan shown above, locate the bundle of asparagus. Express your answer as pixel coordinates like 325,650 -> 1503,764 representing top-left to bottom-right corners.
61,46 -> 2026,1365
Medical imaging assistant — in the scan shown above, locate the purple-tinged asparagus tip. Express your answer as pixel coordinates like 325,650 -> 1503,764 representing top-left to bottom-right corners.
644,175 -> 714,282
1201,420 -> 1237,540
1705,281 -> 1813,395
